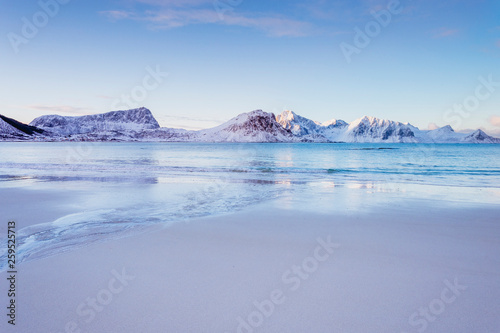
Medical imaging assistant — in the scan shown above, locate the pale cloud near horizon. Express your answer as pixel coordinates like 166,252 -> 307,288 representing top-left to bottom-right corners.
489,115 -> 500,127
27,105 -> 92,116
100,0 -> 312,37
159,114 -> 225,123
156,114 -> 224,130
427,122 -> 439,130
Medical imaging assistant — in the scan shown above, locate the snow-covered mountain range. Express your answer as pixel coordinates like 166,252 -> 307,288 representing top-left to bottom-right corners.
1,108 -> 499,143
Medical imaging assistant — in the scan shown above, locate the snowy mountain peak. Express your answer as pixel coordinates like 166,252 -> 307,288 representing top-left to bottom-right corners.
278,110 -> 298,121
470,129 -> 487,138
349,116 -> 397,128
403,122 -> 420,132
344,116 -> 416,142
439,125 -> 454,132
321,118 -> 348,128
197,110 -> 296,142
276,110 -> 323,136
30,107 -> 160,135
230,109 -> 269,123
462,129 -> 500,143
357,115 -> 376,123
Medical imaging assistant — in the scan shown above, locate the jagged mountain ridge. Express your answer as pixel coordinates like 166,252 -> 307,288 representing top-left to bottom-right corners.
30,107 -> 160,135
275,110 -> 349,142
339,116 -> 416,143
1,108 -> 499,143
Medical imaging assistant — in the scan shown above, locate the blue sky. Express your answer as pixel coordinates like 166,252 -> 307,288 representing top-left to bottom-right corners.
1,0 -> 500,133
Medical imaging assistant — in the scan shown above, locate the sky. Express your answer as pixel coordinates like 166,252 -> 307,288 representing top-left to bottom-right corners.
1,0 -> 499,134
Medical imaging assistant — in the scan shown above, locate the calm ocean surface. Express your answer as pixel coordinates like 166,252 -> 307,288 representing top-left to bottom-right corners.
1,142 -> 499,186
1,142 -> 499,269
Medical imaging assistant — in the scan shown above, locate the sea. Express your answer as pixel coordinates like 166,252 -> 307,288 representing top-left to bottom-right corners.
1,142 -> 499,270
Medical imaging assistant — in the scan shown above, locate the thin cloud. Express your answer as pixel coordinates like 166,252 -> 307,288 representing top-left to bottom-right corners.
433,28 -> 458,38
135,0 -> 213,7
362,0 -> 390,14
219,13 -> 311,37
157,114 -> 225,130
101,1 -> 312,37
297,0 -> 368,23
28,105 -> 92,116
160,114 -> 225,124
100,10 -> 132,21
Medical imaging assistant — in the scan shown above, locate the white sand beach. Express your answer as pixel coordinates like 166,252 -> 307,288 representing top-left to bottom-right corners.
2,194 -> 499,333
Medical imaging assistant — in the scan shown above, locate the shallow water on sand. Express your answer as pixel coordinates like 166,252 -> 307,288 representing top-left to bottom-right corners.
1,142 -> 499,269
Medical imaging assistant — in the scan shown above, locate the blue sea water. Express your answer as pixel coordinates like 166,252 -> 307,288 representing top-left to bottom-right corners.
0,142 -> 499,269
1,142 -> 499,186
